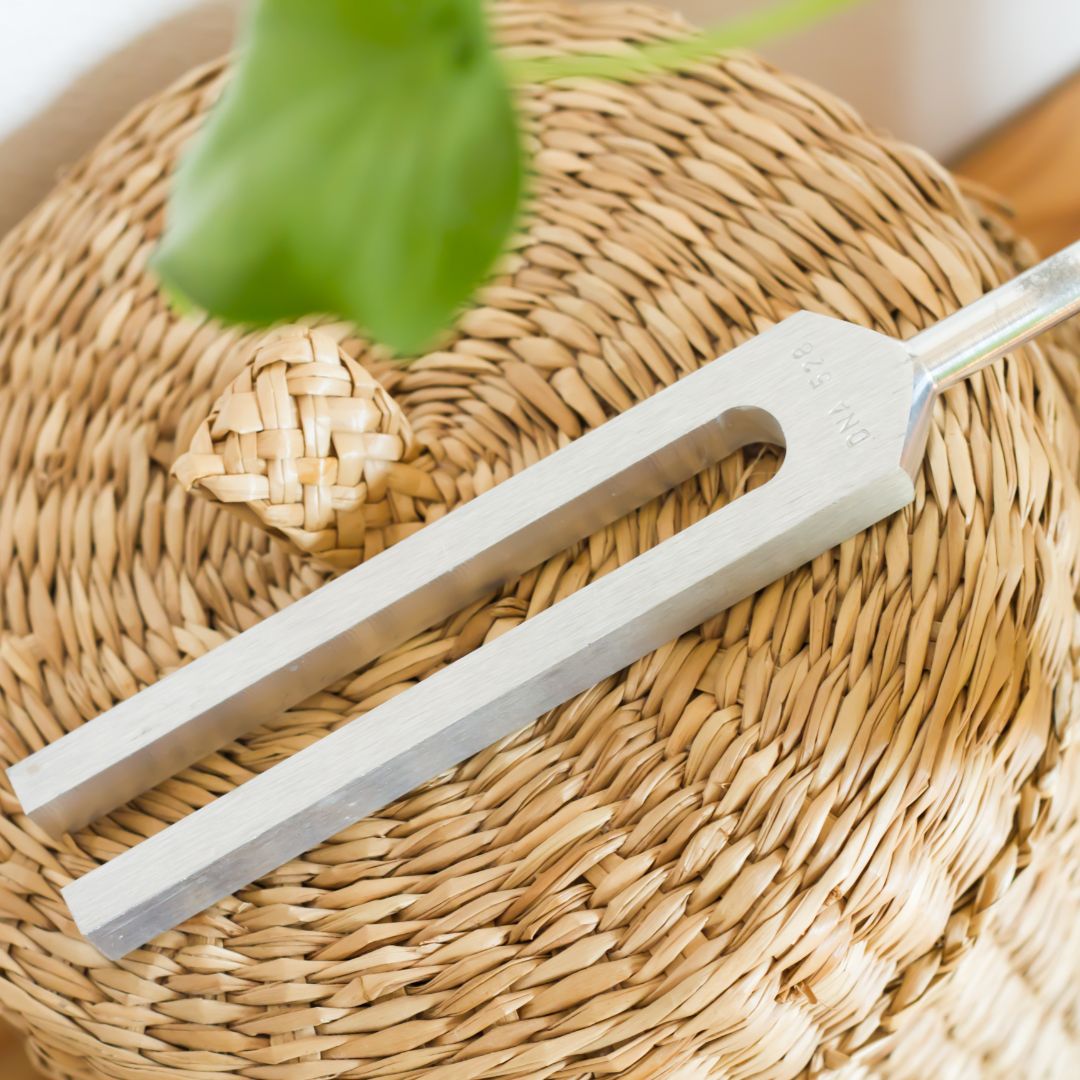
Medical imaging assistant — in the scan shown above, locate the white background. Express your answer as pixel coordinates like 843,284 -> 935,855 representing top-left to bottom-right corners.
1,0 -> 1079,237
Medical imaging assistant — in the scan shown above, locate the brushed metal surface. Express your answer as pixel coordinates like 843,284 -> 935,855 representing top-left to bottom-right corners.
61,313 -> 921,958
9,324 -> 787,836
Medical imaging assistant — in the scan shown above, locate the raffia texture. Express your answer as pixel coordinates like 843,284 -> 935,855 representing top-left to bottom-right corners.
173,326 -> 440,569
0,2 -> 1079,1077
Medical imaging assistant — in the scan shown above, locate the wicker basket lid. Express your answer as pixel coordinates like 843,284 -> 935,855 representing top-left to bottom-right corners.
1,2 -> 1079,1078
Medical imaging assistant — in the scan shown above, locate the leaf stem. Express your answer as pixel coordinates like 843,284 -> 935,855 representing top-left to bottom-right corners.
508,0 -> 863,84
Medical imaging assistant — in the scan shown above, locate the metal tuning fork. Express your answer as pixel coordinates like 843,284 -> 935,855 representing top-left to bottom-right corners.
9,241 -> 1080,960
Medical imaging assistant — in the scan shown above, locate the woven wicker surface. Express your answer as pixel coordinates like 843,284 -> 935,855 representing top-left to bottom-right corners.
1,2 -> 1079,1077
173,326 -> 439,569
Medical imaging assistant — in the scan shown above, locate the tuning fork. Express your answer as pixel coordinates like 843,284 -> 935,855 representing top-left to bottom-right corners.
8,242 -> 1080,960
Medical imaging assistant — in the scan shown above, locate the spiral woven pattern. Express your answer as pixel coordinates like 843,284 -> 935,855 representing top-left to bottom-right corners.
1,2 -> 1079,1078
174,326 -> 440,569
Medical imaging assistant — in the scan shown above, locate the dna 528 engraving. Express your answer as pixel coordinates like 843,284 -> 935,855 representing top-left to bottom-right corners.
828,401 -> 870,446
793,342 -> 870,447
793,341 -> 830,389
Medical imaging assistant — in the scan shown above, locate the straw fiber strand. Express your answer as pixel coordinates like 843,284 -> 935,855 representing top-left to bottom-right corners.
0,2 -> 1078,1077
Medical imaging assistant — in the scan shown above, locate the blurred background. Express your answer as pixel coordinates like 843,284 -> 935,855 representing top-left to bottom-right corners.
2,0 -> 1080,238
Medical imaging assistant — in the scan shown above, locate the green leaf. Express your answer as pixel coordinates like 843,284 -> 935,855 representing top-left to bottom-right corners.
510,0 -> 865,83
153,0 -> 523,356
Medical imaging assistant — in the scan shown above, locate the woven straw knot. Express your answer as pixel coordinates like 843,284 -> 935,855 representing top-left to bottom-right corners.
174,327 -> 439,567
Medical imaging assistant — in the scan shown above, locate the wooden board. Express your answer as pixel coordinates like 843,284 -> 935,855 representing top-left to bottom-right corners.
956,70 -> 1080,254
0,1027 -> 36,1080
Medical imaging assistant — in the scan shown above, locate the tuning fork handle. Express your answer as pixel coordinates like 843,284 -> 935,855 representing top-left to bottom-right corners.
909,240 -> 1080,391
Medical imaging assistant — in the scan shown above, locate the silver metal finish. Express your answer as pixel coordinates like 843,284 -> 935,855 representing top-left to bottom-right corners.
907,240 -> 1080,391
901,241 -> 1080,474
63,314 -> 920,959
8,350 -> 782,836
8,244 -> 1080,960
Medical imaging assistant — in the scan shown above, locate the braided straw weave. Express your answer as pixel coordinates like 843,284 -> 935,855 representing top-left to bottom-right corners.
173,327 -> 440,569
1,2 -> 1079,1077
